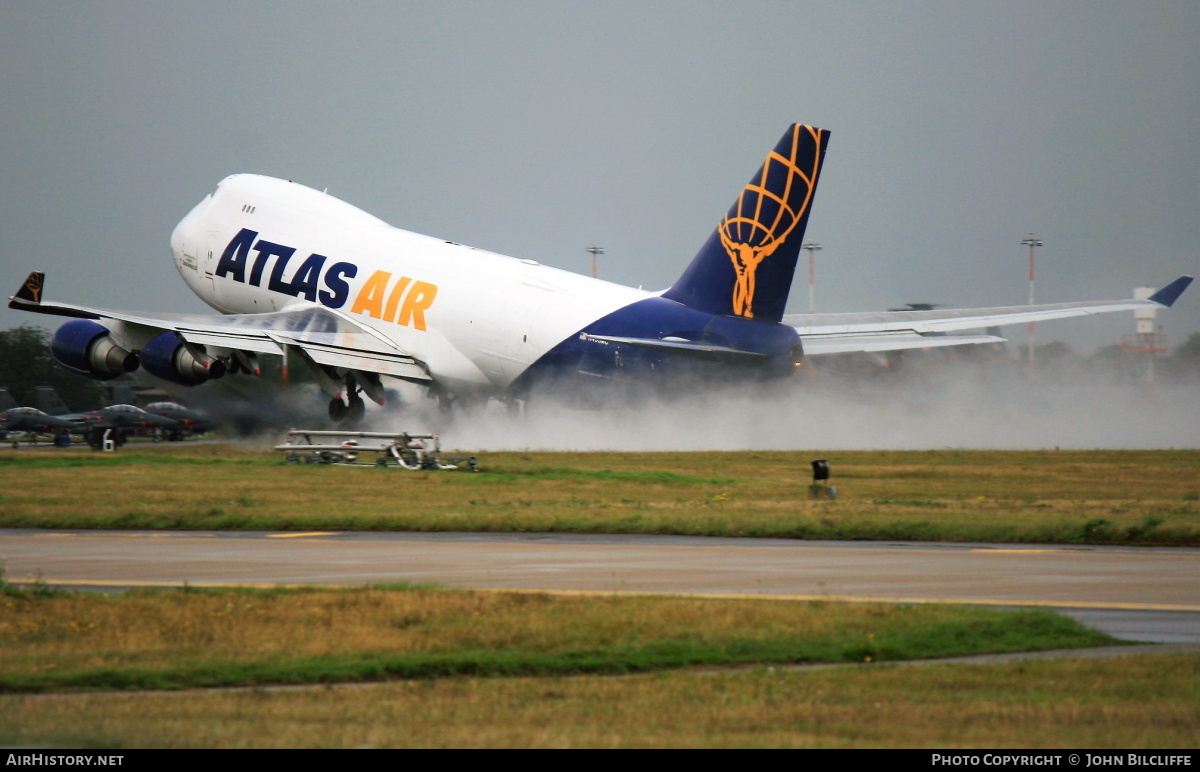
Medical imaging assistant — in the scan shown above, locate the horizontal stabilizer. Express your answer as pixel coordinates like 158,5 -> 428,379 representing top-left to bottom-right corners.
584,334 -> 767,361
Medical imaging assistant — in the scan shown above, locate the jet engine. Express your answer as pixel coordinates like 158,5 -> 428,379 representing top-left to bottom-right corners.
139,332 -> 226,386
50,319 -> 139,380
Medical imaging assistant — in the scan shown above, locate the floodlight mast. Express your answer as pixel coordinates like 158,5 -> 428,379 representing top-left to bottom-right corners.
802,239 -> 822,314
586,245 -> 605,280
1021,233 -> 1044,364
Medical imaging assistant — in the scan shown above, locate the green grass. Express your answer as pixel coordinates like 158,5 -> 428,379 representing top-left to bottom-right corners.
0,584 -> 1116,693
1,446 -> 1199,543
1,447 -> 1190,748
3,653 -> 1195,748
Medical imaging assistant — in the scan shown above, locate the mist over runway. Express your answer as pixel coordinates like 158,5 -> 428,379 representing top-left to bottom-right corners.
356,364 -> 1200,452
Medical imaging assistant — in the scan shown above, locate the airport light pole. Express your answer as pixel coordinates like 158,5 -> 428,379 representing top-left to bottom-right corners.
586,245 -> 604,279
1021,233 -> 1043,364
802,239 -> 822,314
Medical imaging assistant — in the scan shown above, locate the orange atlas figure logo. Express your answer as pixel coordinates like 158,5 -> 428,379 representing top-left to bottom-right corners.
719,124 -> 824,319
23,273 -> 43,303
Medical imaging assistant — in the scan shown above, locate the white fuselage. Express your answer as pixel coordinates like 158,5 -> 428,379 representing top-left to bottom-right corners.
169,174 -> 648,396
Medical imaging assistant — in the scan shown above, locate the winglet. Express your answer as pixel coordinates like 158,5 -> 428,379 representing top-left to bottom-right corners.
1148,276 -> 1193,307
9,272 -> 45,308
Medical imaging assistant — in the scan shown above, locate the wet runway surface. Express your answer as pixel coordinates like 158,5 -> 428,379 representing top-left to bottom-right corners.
4,529 -> 1198,642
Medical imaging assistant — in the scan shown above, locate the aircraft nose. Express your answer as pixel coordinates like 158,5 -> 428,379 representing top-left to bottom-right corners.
170,211 -> 191,257
170,195 -> 210,269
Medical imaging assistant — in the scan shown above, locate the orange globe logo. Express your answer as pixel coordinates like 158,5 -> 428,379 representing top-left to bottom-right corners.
719,124 -> 824,318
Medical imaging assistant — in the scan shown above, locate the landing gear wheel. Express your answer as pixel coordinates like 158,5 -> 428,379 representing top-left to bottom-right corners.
328,397 -> 348,422
347,395 -> 366,423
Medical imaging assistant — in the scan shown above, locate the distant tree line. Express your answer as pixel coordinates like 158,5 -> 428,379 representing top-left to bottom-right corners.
1029,332 -> 1200,384
1166,332 -> 1200,381
0,326 -> 107,411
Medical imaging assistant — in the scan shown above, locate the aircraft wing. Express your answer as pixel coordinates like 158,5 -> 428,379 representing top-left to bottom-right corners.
784,276 -> 1193,356
9,272 -> 431,383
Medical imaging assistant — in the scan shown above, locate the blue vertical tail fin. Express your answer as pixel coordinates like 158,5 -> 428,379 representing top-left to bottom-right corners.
663,124 -> 830,323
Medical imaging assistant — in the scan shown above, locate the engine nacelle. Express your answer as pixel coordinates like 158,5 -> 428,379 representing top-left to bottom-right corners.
50,320 -> 139,380
139,332 -> 226,386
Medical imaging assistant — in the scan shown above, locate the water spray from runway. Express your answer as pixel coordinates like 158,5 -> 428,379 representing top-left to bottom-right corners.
367,358 -> 1200,452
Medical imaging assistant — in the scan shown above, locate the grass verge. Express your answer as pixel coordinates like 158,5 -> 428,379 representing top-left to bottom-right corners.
0,446 -> 1198,544
0,584 -> 1116,693
3,653 -> 1195,748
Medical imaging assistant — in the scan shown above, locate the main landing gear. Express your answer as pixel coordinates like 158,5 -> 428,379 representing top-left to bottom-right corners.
328,392 -> 366,423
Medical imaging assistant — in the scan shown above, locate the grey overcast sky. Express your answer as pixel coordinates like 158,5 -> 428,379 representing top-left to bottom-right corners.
2,1 -> 1198,353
